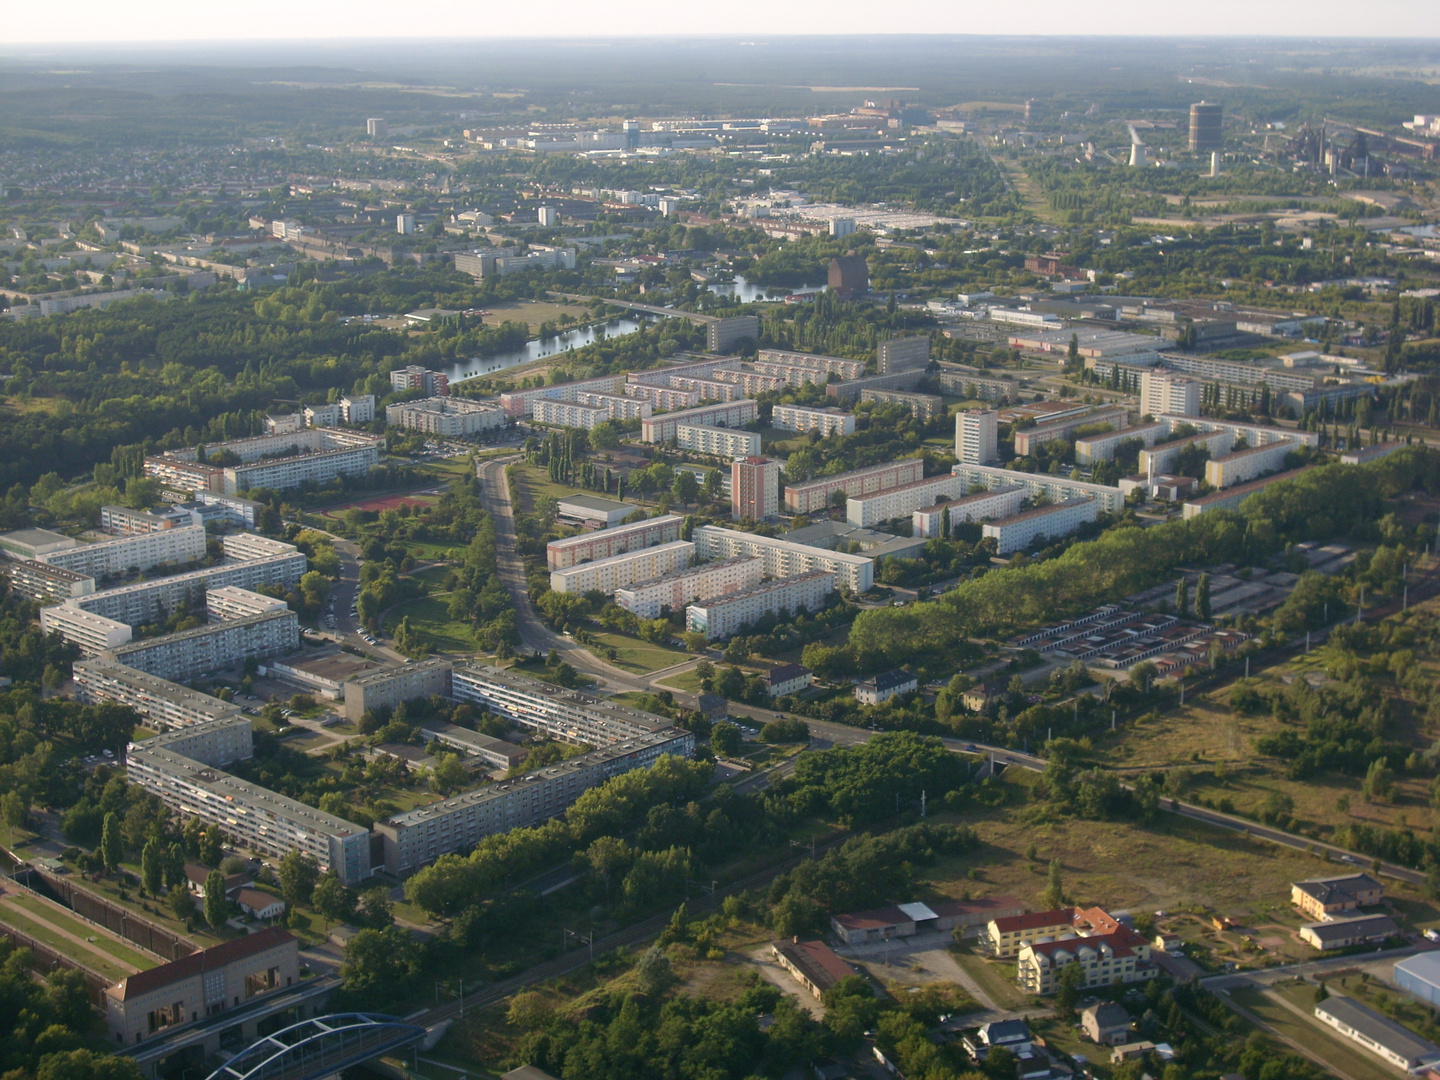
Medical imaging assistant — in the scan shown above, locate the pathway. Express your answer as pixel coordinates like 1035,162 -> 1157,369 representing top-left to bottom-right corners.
0,885 -> 143,974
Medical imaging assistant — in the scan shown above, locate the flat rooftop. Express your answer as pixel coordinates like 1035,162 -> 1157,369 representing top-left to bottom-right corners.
271,650 -> 388,684
556,494 -> 635,514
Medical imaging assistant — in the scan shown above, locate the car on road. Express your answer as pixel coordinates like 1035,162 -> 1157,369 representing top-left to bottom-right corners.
964,743 -> 979,753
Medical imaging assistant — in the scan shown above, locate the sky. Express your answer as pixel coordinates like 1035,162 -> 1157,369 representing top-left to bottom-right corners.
6,0 -> 1440,44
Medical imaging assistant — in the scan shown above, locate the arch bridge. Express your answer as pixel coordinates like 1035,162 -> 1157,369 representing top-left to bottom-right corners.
205,1013 -> 427,1080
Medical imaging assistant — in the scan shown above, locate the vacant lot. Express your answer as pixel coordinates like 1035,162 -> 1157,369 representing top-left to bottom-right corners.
481,298 -> 591,332
383,594 -> 478,655
587,630 -> 691,675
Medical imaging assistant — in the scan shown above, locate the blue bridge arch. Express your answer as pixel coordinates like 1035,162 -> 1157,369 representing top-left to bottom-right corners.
206,1013 -> 427,1080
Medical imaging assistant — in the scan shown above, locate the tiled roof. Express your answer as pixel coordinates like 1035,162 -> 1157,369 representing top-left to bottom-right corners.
773,939 -> 854,991
110,927 -> 293,1001
832,905 -> 911,931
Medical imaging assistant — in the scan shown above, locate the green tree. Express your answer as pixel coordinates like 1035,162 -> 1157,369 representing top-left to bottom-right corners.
341,925 -> 421,1001
140,836 -> 164,895
1363,758 -> 1395,803
278,850 -> 320,906
1054,960 -> 1083,1018
672,470 -> 700,505
1,789 -> 26,830
203,869 -> 229,927
1174,577 -> 1188,616
430,753 -> 470,796
1195,571 -> 1212,621
313,872 -> 355,923
168,886 -> 194,922
710,722 -> 742,757
1041,858 -> 1064,909
37,1049 -> 144,1080
100,812 -> 123,873
199,823 -> 222,866
165,842 -> 186,889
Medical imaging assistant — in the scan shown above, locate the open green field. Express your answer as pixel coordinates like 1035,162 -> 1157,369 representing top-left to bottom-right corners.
586,630 -> 691,675
655,667 -> 706,693
0,903 -> 136,981
1231,984 -> 1394,1080
383,595 -> 478,654
4,894 -> 160,970
482,297 -> 591,331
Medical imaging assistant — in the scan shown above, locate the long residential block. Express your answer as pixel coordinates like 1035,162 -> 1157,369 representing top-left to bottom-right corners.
74,658 -> 245,734
627,356 -> 742,386
1137,430 -> 1234,476
825,369 -> 925,404
2,559 -> 95,604
374,729 -> 694,876
386,397 -> 507,436
127,719 -> 372,884
39,606 -> 133,654
1205,440 -> 1296,488
1013,407 -> 1130,457
772,404 -> 856,437
912,485 -> 1027,538
950,463 -> 1125,515
532,399 -> 610,429
145,429 -> 384,496
711,368 -> 789,396
1073,423 -> 1167,465
497,375 -> 625,417
640,399 -> 758,444
1158,414 -> 1319,448
624,384 -> 701,410
574,391 -> 653,420
545,514 -> 683,570
449,663 -> 680,745
548,539 -> 694,595
692,525 -> 874,593
1180,467 -> 1314,519
615,556 -> 765,619
40,525 -> 207,580
861,388 -> 945,422
983,498 -> 1099,555
686,571 -> 835,640
755,349 -> 867,380
845,474 -> 962,527
675,424 -> 762,458
108,608 -> 299,684
783,459 -> 924,515
667,376 -> 739,402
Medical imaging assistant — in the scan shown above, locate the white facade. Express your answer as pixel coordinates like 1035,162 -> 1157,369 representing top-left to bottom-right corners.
537,207 -> 558,226
303,403 -> 342,427
1205,441 -> 1295,488
675,425 -> 761,458
39,605 -> 133,654
711,368 -> 789,396
846,474 -> 963,527
110,608 -> 300,683
692,526 -> 874,593
755,350 -> 867,380
340,395 -> 376,424
533,399 -> 609,429
951,463 -> 1125,514
955,409 -> 1000,465
206,586 -> 290,621
624,384 -> 701,411
73,658 -> 244,734
40,525 -> 207,580
575,391 -> 653,420
548,540 -> 695,595
386,397 -> 507,436
1074,423 -> 1166,465
668,375 -> 740,402
1137,431 -> 1234,476
498,375 -> 625,417
397,213 -> 416,234
983,498 -> 1100,554
772,405 -> 857,437
1140,370 -> 1202,418
686,571 -> 835,640
641,399 -> 759,444
545,514 -> 683,570
784,459 -> 925,514
912,485 -> 1027,538
614,556 -> 765,619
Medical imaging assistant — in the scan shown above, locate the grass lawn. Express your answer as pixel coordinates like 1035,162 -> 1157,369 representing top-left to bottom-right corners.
656,668 -> 706,693
509,463 -> 585,515
383,595 -> 477,654
482,297 -> 591,331
4,894 -> 160,969
948,945 -> 1032,1010
586,630 -> 691,675
59,868 -> 225,949
411,564 -> 455,587
0,906 -> 137,981
1234,983 -> 1395,1080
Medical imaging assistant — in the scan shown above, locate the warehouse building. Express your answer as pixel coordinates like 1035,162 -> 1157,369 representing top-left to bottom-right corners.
548,540 -> 694,595
686,571 -> 835,640
615,556 -> 764,619
691,526 -> 874,593
983,498 -> 1100,555
1394,952 -> 1440,1008
545,513 -> 682,570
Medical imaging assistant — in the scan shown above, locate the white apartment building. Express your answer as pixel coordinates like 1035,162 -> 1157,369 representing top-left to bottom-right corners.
40,606 -> 133,654
675,425 -> 762,458
1205,440 -> 1295,488
340,395 -> 376,424
205,585 -> 290,621
575,391 -> 653,420
1074,422 -> 1167,465
99,505 -> 200,536
1137,430 -> 1234,476
667,376 -> 739,402
692,526 -> 874,593
1013,407 -> 1130,457
955,410 -> 1000,465
265,413 -> 304,435
912,485 -> 1027,538
109,608 -> 299,683
1,559 -> 95,604
784,459 -> 925,514
498,375 -> 625,417
450,663 -> 681,744
389,366 -> 449,396
545,514 -> 683,570
1140,369 -> 1202,418
641,400 -> 759,444
127,721 -> 372,884
532,399 -> 609,429
548,540 -> 694,595
755,349 -> 867,380
845,474 -> 962,528
627,356 -> 742,386
983,498 -> 1100,555
131,715 -> 254,769
1158,414 -> 1318,448
145,429 -> 384,496
304,403 -> 343,427
375,728 -> 693,876
40,525 -> 207,581
386,397 -> 507,437
686,571 -> 836,640
615,556 -> 765,619
711,368 -> 789,396
771,404 -> 857,437
624,384 -> 701,411
951,463 -> 1125,514
73,658 -> 244,733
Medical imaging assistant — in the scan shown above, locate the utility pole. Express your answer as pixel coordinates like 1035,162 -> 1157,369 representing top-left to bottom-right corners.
921,790 -> 927,818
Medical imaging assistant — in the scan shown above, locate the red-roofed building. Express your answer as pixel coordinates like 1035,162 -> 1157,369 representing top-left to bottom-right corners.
771,938 -> 857,999
105,927 -> 299,1047
984,906 -> 1121,957
1017,927 -> 1156,995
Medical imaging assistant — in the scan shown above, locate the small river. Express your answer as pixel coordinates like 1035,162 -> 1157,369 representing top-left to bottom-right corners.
447,275 -> 826,384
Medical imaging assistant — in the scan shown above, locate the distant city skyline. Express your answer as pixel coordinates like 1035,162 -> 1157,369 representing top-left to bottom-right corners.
6,1 -> 1440,45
